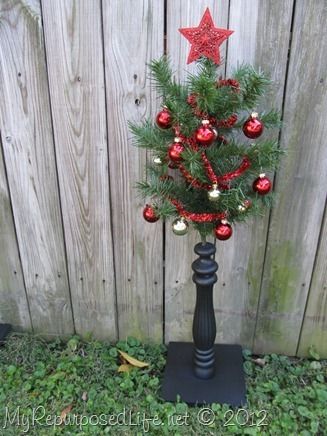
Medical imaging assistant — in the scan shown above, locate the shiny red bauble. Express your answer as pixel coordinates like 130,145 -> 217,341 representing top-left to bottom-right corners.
214,221 -> 233,241
243,113 -> 264,139
168,142 -> 184,162
156,108 -> 172,129
143,205 -> 159,223
253,174 -> 272,195
195,120 -> 216,146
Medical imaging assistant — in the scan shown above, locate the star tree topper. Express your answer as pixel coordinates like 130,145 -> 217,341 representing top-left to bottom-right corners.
179,8 -> 234,65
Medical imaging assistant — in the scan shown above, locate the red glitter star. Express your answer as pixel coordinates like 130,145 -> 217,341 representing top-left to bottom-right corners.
179,8 -> 234,65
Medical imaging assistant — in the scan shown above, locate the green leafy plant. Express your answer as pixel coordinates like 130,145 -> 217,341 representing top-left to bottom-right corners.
0,333 -> 326,435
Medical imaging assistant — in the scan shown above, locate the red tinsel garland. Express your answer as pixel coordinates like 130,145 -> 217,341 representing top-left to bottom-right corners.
176,149 -> 250,190
178,164 -> 230,191
216,78 -> 240,92
178,164 -> 210,189
186,78 -> 240,129
201,152 -> 218,183
201,152 -> 251,185
187,93 -> 197,107
186,94 -> 237,131
216,114 -> 238,129
174,130 -> 199,152
217,135 -> 228,144
216,156 -> 251,183
170,199 -> 227,223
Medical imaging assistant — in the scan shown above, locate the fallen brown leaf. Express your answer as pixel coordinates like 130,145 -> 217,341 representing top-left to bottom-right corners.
60,404 -> 73,423
118,363 -> 134,373
252,358 -> 266,367
118,350 -> 149,368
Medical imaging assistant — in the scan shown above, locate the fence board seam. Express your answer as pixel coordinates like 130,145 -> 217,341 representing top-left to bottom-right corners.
223,0 -> 232,78
39,0 -> 76,335
100,0 -> 119,340
162,0 -> 168,345
296,197 -> 327,356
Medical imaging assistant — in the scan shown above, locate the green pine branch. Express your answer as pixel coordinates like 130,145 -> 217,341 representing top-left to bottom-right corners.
130,56 -> 284,238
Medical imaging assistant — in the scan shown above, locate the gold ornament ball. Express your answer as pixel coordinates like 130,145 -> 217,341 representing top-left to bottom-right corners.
172,217 -> 189,236
238,204 -> 246,212
153,156 -> 163,165
208,184 -> 221,202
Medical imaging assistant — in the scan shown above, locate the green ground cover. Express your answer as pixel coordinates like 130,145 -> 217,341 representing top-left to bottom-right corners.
0,333 -> 326,435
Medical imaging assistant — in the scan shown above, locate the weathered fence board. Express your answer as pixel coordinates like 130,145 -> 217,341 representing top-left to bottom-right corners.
102,0 -> 164,341
0,0 -> 73,335
0,137 -> 31,330
297,207 -> 327,357
42,0 -> 117,339
0,0 -> 326,356
217,0 -> 294,348
254,0 -> 327,355
165,0 -> 229,343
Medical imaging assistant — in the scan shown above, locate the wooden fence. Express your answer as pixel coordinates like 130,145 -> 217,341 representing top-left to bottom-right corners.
0,0 -> 326,357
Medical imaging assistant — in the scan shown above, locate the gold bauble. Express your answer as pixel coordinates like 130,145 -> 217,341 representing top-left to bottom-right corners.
238,204 -> 246,212
208,184 -> 221,202
153,156 -> 163,165
172,217 -> 189,236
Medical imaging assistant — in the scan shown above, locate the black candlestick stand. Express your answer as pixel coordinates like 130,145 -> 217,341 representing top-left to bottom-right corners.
161,242 -> 246,406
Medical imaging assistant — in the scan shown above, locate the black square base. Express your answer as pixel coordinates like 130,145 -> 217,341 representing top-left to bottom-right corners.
0,324 -> 11,345
161,342 -> 246,406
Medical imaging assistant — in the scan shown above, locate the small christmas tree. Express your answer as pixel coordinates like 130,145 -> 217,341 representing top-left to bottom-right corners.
130,8 -> 283,243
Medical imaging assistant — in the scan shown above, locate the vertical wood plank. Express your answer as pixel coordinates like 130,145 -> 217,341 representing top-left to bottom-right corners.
0,137 -> 31,330
254,0 -> 327,355
297,207 -> 327,358
165,1 -> 229,343
42,0 -> 117,339
214,0 -> 294,347
102,0 -> 164,340
0,0 -> 74,335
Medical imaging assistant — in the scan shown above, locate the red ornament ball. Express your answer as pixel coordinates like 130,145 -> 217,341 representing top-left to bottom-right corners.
243,112 -> 264,139
143,205 -> 159,223
253,174 -> 272,195
168,141 -> 184,162
156,108 -> 172,129
214,221 -> 233,241
195,120 -> 216,146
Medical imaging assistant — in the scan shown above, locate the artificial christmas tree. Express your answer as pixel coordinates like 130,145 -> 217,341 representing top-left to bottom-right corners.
130,7 -> 282,405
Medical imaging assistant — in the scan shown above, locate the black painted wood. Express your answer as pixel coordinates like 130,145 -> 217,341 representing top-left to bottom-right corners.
192,242 -> 218,379
161,241 -> 246,405
0,324 -> 11,345
161,342 -> 246,406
